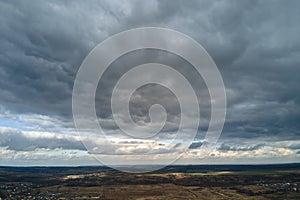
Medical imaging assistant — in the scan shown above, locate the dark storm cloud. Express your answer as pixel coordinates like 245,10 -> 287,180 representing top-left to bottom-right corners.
0,0 -> 300,153
95,49 -> 211,134
0,0 -> 119,117
189,141 -> 204,149
218,143 -> 265,152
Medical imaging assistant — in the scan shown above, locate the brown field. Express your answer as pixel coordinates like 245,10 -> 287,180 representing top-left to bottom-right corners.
41,184 -> 272,200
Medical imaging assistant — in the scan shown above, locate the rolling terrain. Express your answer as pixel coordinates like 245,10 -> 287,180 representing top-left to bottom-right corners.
0,164 -> 300,199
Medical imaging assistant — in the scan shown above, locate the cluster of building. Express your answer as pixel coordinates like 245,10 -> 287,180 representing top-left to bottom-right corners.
0,183 -> 103,199
258,182 -> 300,192
0,184 -> 61,200
0,183 -> 34,199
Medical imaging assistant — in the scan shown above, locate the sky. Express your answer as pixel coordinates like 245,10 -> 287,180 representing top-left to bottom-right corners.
0,0 -> 300,166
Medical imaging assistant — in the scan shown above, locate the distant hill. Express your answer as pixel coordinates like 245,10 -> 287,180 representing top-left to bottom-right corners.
0,163 -> 299,174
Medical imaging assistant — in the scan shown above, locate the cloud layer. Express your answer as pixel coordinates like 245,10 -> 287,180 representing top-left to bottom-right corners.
0,0 -> 300,165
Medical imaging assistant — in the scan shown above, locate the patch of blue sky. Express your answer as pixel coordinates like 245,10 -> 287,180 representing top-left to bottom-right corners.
0,117 -> 27,130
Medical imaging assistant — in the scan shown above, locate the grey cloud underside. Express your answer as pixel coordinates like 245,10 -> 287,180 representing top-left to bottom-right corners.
0,0 -> 300,153
96,49 -> 211,137
0,128 -> 85,151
